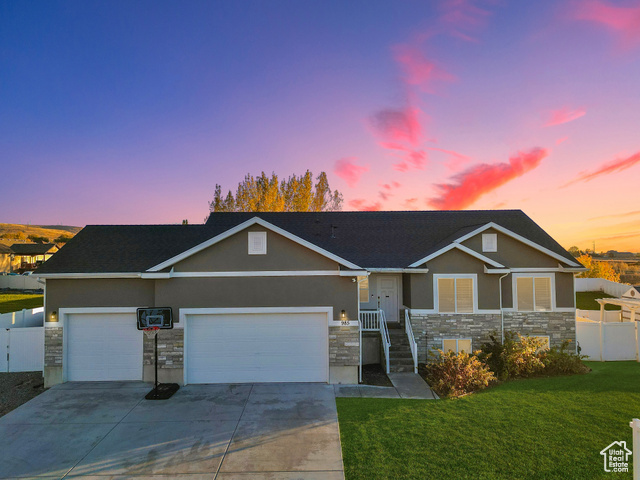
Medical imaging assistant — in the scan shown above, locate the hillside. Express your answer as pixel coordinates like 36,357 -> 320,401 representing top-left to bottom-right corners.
0,223 -> 83,246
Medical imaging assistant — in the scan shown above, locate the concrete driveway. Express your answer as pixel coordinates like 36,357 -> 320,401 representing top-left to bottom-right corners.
0,382 -> 344,479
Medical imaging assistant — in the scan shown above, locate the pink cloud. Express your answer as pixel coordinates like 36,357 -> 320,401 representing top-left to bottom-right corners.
403,198 -> 418,208
437,0 -> 494,42
556,136 -> 569,145
381,181 -> 402,190
379,191 -> 391,201
544,107 -> 586,127
428,147 -> 549,210
371,107 -> 423,147
574,0 -> 640,48
333,157 -> 369,188
392,44 -> 456,92
348,199 -> 382,211
427,146 -> 471,171
563,151 -> 640,186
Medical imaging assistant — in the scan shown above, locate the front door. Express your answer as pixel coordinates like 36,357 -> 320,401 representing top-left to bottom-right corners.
378,276 -> 399,323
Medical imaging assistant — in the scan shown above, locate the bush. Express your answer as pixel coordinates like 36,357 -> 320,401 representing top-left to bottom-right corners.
540,340 -> 590,376
424,350 -> 496,398
480,332 -> 546,380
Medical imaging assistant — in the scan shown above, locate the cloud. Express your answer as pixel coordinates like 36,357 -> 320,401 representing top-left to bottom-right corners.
333,157 -> 369,188
379,191 -> 391,201
403,198 -> 418,208
437,0 -> 494,42
556,136 -> 569,145
392,44 -> 456,92
563,151 -> 640,187
589,210 -> 640,221
348,199 -> 382,211
392,149 -> 428,171
371,107 -> 423,147
381,181 -> 402,190
544,107 -> 586,127
573,0 -> 640,49
428,147 -> 549,210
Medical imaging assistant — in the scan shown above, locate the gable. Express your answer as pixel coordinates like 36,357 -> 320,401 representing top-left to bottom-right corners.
171,224 -> 340,272
461,228 -> 559,268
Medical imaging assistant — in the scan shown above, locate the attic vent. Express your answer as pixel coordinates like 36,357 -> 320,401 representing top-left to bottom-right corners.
248,232 -> 267,255
482,233 -> 497,252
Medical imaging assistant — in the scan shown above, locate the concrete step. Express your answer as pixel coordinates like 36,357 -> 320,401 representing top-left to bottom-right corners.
390,352 -> 414,360
390,364 -> 416,373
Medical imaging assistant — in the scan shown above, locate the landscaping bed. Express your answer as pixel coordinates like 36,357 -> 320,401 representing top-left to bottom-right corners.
337,361 -> 639,479
362,363 -> 393,387
0,372 -> 46,417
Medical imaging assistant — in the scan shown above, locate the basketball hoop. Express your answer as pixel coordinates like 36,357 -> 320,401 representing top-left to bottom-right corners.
143,326 -> 160,339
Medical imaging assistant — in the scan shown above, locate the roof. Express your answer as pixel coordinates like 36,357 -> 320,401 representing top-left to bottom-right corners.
10,243 -> 57,255
0,244 -> 13,255
36,210 -> 580,274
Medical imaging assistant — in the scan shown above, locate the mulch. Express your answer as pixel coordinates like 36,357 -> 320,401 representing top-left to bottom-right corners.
362,363 -> 394,387
0,372 -> 46,417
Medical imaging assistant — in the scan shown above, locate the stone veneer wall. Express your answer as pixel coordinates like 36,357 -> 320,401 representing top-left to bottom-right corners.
329,325 -> 359,366
144,329 -> 184,369
410,311 -> 576,362
44,327 -> 63,367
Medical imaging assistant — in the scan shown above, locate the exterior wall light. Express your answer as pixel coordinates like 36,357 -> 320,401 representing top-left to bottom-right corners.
49,310 -> 57,322
340,310 -> 346,319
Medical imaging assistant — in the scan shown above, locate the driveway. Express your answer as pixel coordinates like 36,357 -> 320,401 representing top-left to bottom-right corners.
0,382 -> 344,479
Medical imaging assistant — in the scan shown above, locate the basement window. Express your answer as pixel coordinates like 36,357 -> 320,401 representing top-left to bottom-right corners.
443,338 -> 472,354
248,232 -> 267,255
482,233 -> 498,252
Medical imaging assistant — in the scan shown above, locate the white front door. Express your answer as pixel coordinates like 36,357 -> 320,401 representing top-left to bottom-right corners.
378,276 -> 399,323
185,311 -> 328,384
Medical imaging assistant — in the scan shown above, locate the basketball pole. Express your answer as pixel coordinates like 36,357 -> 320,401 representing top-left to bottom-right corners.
154,332 -> 158,393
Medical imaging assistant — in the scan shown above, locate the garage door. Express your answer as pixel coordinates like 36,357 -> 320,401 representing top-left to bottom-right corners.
186,312 -> 328,384
66,312 -> 143,381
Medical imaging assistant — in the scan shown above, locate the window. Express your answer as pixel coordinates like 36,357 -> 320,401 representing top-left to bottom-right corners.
516,276 -> 552,311
482,233 -> 497,252
359,277 -> 369,303
437,277 -> 474,313
443,338 -> 472,354
531,336 -> 550,351
248,232 -> 267,255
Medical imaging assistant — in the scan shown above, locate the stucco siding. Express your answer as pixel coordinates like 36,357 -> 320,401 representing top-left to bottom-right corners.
172,224 -> 338,272
555,272 -> 575,308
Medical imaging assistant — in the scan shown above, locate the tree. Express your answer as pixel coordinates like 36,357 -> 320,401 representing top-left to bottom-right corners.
209,171 -> 343,214
54,235 -> 72,244
575,254 -> 620,282
567,246 -> 581,258
27,234 -> 49,243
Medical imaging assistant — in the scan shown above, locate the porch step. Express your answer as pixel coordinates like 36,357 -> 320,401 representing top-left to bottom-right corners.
385,327 -> 417,373
390,364 -> 416,373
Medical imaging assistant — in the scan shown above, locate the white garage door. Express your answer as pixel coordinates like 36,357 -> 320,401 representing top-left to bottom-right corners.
66,312 -> 143,381
186,312 -> 328,384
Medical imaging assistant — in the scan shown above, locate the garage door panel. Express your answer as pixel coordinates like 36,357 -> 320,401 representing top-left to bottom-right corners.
186,312 -> 328,384
67,313 -> 142,382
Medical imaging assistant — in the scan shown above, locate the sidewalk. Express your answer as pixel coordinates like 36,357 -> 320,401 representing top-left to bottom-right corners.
334,373 -> 438,399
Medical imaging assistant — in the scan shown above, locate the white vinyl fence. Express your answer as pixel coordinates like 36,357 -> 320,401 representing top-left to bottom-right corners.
575,278 -> 631,297
0,307 -> 44,328
0,275 -> 43,290
0,327 -> 44,372
577,321 -> 639,361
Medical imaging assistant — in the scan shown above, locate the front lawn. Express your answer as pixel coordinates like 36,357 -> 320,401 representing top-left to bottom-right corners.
576,291 -> 621,310
0,293 -> 43,314
337,362 -> 639,479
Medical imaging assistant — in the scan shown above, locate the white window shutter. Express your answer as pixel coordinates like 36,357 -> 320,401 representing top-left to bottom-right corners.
438,278 -> 456,313
517,277 -> 534,311
248,232 -> 267,255
455,278 -> 474,313
534,277 -> 552,311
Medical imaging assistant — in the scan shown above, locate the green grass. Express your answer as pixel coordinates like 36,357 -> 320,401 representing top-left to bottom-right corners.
576,291 -> 621,310
337,362 -> 639,479
0,293 -> 43,314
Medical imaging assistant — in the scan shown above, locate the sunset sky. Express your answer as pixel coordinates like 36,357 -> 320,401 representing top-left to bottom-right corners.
2,0 -> 639,252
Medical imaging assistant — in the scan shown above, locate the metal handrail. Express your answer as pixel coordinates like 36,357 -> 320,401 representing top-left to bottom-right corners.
359,310 -> 379,331
404,309 -> 418,373
379,308 -> 391,374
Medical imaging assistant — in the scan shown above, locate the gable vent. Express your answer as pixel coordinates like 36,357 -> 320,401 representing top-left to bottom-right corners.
482,233 -> 497,252
248,231 -> 267,255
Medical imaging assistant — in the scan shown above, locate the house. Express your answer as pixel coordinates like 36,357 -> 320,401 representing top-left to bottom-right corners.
621,286 -> 640,322
35,210 -> 584,388
10,243 -> 58,273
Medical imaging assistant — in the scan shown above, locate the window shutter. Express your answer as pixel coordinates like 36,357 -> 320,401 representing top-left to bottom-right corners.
456,278 -> 474,313
438,278 -> 456,312
534,277 -> 552,311
458,339 -> 472,353
443,339 -> 457,353
517,277 -> 534,311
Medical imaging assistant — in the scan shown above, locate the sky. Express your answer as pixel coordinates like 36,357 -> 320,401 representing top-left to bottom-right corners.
1,0 -> 639,252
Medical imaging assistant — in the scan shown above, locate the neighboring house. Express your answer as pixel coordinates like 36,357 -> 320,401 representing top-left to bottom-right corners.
36,210 -> 585,388
622,286 -> 640,322
0,244 -> 12,273
10,243 -> 58,272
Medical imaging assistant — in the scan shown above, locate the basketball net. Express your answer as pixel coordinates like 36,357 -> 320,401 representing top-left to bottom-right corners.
143,326 -> 160,339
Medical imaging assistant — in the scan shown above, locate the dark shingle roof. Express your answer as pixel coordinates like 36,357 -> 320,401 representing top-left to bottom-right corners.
10,243 -> 57,255
36,210 -> 578,274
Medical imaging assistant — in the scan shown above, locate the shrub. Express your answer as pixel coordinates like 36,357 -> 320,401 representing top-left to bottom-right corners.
424,349 -> 496,398
479,332 -> 547,380
540,340 -> 590,376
